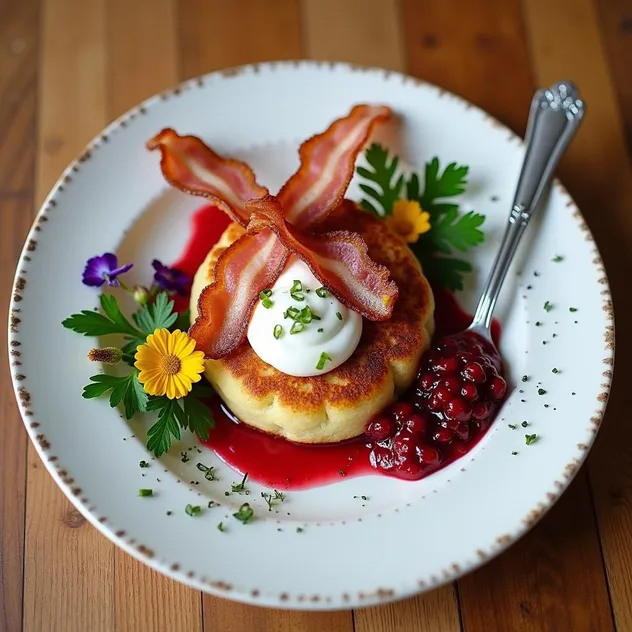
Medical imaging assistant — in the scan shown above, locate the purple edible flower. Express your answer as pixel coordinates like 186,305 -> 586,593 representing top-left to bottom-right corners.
152,260 -> 190,296
82,253 -> 133,288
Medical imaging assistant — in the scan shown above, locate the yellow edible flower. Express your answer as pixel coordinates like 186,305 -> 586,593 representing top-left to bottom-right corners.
135,328 -> 205,399
386,199 -> 431,243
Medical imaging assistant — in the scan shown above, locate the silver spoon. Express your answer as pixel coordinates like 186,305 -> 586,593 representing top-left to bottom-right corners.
467,81 -> 586,348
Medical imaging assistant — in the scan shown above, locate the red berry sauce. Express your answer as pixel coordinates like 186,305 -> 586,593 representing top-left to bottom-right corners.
172,205 -> 505,489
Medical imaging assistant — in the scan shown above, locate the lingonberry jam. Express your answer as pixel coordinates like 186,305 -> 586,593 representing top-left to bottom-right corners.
365,331 -> 505,480
176,205 -> 505,489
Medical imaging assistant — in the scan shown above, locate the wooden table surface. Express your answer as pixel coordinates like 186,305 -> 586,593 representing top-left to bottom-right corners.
2,0 -> 632,630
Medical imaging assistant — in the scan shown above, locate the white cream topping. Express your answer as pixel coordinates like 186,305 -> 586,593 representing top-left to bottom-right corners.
247,258 -> 362,377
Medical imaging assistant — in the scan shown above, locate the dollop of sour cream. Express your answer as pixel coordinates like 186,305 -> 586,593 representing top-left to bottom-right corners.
247,258 -> 362,377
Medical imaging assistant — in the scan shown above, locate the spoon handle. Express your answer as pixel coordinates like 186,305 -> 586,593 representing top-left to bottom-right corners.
470,81 -> 586,336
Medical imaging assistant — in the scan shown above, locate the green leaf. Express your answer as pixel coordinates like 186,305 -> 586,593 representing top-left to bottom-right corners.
183,393 -> 214,441
132,292 -> 178,334
416,253 -> 473,291
172,308 -> 191,332
82,370 -> 148,420
99,294 -> 145,337
431,209 -> 485,253
146,399 -> 182,457
421,159 -> 469,204
63,294 -> 145,339
355,143 -> 405,216
406,173 -> 420,200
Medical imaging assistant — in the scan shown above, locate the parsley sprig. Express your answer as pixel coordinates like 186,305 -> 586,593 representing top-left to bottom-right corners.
357,144 -> 486,290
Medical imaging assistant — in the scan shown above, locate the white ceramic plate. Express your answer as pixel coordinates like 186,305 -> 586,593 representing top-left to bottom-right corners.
9,62 -> 614,610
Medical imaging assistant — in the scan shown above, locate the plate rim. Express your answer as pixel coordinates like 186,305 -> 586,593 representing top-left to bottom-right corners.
7,59 -> 616,610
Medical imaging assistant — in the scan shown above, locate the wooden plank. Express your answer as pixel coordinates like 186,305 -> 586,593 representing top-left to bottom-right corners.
403,1 -> 615,630
178,0 -> 302,79
595,0 -> 632,153
176,2 -> 353,629
106,1 -> 204,630
0,0 -> 39,630
23,0 -> 116,630
303,1 -> 460,628
523,1 -> 632,630
459,471 -> 614,631
301,0 -> 404,70
402,0 -> 533,134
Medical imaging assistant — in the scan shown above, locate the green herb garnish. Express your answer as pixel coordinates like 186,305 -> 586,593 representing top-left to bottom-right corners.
260,289 -> 272,298
185,504 -> 201,516
553,255 -> 564,262
316,352 -> 332,370
298,306 -> 320,324
82,370 -> 148,420
261,490 -> 286,511
139,488 -> 153,497
231,472 -> 249,494
552,368 -> 559,374
217,522 -> 226,532
233,503 -> 254,524
569,307 -> 578,312
521,375 -> 528,382
316,287 -> 328,298
296,527 -> 304,533
139,460 -> 149,468
289,280 -> 304,301
525,434 -> 538,445
336,312 -> 342,320
196,463 -> 217,481
544,301 -> 553,312
290,321 -> 305,334
521,421 -> 529,427
317,328 -> 324,333
273,324 -> 283,339
508,424 -> 516,430
284,307 -> 300,320
538,388 -> 546,395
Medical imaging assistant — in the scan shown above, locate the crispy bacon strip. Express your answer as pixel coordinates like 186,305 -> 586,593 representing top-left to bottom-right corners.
278,104 -> 391,229
147,129 -> 269,226
247,196 -> 398,321
190,229 -> 289,358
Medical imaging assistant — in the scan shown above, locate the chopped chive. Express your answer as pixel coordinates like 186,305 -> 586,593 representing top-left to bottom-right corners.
544,301 -> 553,312
316,351 -> 332,370
185,504 -> 201,516
231,472 -> 249,493
316,287 -> 328,298
208,500 -> 217,508
284,306 -> 300,320
261,297 -> 273,309
196,463 -> 216,481
525,433 -> 538,445
336,311 -> 343,320
569,307 -> 578,312
538,388 -> 546,395
273,324 -> 283,339
233,503 -> 254,524
139,460 -> 149,468
535,322 -> 542,327
296,527 -> 304,533
521,421 -> 529,427
139,488 -> 153,497
290,292 -> 305,301
552,367 -> 559,374
521,375 -> 528,382
260,289 -> 272,298
508,424 -> 516,430
553,255 -> 564,262
317,328 -> 324,333
290,321 -> 305,334
512,451 -> 518,456
217,522 -> 225,532
290,280 -> 303,293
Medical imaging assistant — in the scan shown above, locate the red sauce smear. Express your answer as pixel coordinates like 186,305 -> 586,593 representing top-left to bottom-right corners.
172,205 -> 501,490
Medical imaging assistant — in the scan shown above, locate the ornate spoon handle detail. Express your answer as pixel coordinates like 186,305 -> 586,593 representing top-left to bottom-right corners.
469,81 -> 586,339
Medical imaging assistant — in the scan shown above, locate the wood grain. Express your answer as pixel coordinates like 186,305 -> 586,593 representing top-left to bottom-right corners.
596,0 -> 632,153
303,1 -> 461,628
301,0 -> 404,70
23,1 -> 116,631
523,1 -> 632,630
402,1 -> 614,630
178,0 -> 302,79
0,0 -> 39,630
402,0 -> 533,134
460,471 -> 614,631
107,1 -> 204,629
